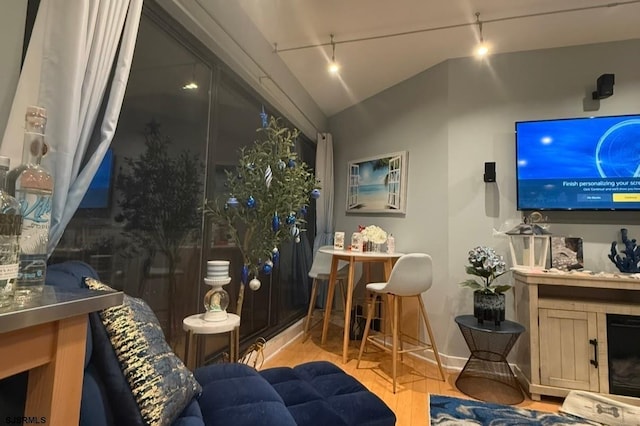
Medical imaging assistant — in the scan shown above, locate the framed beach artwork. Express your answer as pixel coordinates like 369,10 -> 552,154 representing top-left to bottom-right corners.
345,151 -> 408,214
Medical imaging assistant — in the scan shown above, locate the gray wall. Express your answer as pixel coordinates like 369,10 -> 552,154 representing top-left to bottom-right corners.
329,39 -> 640,361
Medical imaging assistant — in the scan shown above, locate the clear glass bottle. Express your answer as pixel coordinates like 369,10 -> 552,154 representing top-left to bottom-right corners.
386,234 -> 395,254
0,156 -> 21,308
6,106 -> 53,305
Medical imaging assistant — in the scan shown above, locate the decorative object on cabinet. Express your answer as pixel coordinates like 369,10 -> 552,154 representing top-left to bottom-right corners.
204,115 -> 319,315
608,228 -> 640,273
460,246 -> 510,325
551,236 -> 584,271
506,211 -> 551,270
345,151 -> 408,214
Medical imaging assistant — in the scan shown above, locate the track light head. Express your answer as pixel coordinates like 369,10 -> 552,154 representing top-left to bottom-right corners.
328,34 -> 340,74
474,13 -> 490,58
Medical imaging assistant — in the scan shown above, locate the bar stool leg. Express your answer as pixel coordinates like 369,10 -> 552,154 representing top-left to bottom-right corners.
392,295 -> 399,393
304,278 -> 319,341
398,296 -> 404,362
418,296 -> 445,381
357,291 -> 376,367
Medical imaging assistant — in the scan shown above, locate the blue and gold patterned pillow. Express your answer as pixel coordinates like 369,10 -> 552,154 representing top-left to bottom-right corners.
86,277 -> 201,426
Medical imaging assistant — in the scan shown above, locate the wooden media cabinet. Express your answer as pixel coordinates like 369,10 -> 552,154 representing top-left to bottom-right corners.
513,269 -> 640,402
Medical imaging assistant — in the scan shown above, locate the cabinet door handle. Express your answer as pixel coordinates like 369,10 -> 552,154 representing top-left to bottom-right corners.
589,338 -> 598,368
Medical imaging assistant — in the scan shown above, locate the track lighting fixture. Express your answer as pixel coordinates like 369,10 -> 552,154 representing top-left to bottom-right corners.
328,34 -> 340,74
474,13 -> 489,57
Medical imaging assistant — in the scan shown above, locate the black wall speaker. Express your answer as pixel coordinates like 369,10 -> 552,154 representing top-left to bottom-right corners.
592,73 -> 615,100
484,162 -> 496,183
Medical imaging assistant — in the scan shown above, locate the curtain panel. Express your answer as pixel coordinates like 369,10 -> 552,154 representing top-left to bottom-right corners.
0,0 -> 143,255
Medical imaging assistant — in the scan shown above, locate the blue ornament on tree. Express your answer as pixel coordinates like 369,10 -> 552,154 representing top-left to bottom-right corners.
272,213 -> 280,232
311,189 -> 321,199
263,260 -> 273,274
290,226 -> 300,238
288,159 -> 296,168
241,264 -> 249,285
277,159 -> 286,170
300,205 -> 308,216
246,196 -> 256,208
286,212 -> 296,225
272,247 -> 280,267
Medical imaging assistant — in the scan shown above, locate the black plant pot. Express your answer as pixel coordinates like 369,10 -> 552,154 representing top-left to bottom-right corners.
473,291 -> 505,326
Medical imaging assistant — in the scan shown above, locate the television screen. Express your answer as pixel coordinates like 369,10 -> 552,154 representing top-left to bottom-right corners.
516,114 -> 640,211
79,149 -> 114,209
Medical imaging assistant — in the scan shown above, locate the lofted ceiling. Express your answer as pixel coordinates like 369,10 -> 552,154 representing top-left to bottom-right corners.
236,0 -> 640,117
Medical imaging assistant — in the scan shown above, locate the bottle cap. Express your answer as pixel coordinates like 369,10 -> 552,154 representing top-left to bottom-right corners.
0,156 -> 9,169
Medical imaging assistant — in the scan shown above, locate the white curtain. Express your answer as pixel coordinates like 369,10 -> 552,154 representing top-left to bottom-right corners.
313,132 -> 335,308
0,0 -> 143,255
314,132 -> 335,252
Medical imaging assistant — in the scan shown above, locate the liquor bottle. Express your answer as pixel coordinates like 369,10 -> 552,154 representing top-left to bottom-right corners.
6,106 -> 53,304
0,156 -> 21,308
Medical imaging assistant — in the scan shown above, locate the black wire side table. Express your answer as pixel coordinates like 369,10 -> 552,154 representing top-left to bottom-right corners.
455,315 -> 526,405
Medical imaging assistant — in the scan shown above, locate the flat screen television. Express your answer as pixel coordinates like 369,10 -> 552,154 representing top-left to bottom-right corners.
78,149 -> 114,209
516,114 -> 640,211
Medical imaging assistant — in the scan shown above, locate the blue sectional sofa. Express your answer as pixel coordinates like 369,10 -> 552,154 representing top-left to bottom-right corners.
42,261 -> 396,426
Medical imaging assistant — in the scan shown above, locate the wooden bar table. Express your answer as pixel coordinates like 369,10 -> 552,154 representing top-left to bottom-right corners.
0,285 -> 123,425
319,247 -> 403,364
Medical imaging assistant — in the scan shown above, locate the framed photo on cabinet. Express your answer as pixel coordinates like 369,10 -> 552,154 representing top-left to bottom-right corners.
345,151 -> 408,214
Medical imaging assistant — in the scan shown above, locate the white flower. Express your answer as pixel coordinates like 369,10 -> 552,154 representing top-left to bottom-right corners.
361,225 -> 387,244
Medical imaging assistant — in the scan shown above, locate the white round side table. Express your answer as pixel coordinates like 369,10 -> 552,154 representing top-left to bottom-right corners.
183,313 -> 240,369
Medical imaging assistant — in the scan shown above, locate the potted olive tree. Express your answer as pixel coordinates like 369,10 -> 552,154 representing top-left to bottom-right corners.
204,115 -> 319,316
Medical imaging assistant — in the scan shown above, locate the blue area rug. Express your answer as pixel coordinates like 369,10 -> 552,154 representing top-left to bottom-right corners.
429,394 -> 601,425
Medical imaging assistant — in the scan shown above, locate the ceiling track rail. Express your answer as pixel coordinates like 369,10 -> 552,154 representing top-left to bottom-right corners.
274,1 -> 640,53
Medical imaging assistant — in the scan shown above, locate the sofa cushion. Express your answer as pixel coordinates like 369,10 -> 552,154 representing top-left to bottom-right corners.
264,361 -> 396,426
86,277 -> 201,426
195,363 -> 297,426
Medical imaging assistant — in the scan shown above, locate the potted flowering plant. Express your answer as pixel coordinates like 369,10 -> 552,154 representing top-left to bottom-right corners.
460,246 -> 511,325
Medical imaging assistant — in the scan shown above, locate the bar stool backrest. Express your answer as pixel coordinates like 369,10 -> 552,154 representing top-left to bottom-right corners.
381,253 -> 433,297
308,245 -> 339,280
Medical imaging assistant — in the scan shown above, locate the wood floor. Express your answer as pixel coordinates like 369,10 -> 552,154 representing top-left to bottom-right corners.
261,321 -> 564,426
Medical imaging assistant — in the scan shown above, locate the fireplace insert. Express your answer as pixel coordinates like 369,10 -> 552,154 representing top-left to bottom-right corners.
607,314 -> 640,397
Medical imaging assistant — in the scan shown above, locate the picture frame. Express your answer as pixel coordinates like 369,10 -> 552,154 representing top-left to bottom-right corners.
551,236 -> 584,271
345,151 -> 408,214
